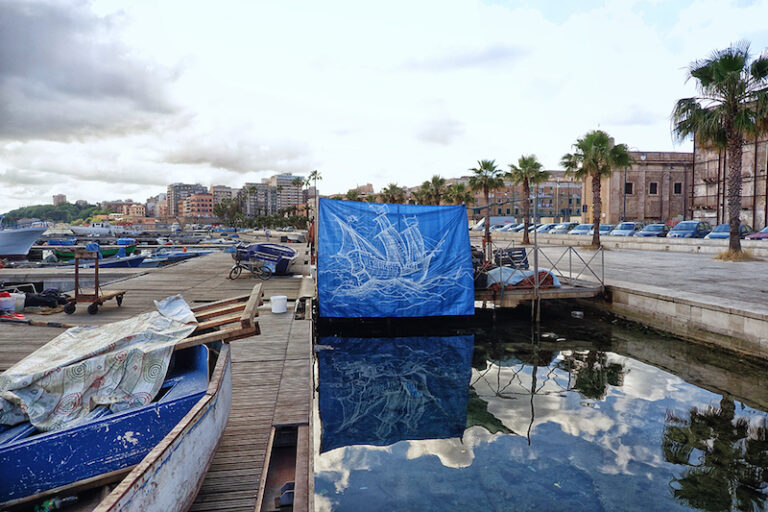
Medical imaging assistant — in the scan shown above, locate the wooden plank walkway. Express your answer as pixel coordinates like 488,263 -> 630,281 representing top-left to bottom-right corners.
0,250 -> 314,511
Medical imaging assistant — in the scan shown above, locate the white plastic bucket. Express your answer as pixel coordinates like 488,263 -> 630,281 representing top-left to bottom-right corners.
10,293 -> 25,312
271,295 -> 287,314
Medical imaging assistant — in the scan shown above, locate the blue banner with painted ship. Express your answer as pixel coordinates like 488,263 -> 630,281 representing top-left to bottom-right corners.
317,199 -> 474,318
317,335 -> 474,452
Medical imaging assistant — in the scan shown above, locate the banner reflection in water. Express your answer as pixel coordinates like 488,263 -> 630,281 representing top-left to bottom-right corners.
317,336 -> 474,453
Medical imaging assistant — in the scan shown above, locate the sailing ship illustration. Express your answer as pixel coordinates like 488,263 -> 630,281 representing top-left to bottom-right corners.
329,207 -> 446,286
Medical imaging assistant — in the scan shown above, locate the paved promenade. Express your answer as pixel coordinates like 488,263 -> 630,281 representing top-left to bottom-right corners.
586,248 -> 766,313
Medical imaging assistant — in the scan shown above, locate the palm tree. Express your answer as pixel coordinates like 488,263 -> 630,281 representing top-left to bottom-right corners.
413,184 -> 430,205
444,183 -> 474,205
379,183 -> 406,204
672,42 -> 768,253
507,155 -> 550,245
345,189 -> 360,201
561,130 -> 632,247
469,160 -> 505,261
424,175 -> 446,205
364,194 -> 378,203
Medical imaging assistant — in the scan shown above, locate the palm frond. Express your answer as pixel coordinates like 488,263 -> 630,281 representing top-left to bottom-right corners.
750,55 -> 768,81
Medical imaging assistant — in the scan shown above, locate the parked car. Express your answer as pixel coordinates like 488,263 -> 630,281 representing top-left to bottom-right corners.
588,224 -> 615,236
498,223 -> 523,232
746,226 -> 768,240
667,220 -> 711,238
610,222 -> 644,236
489,224 -> 507,232
568,223 -> 593,235
704,224 -> 753,239
508,223 -> 529,232
527,223 -> 543,232
536,223 -> 558,233
549,222 -> 579,234
635,223 -> 669,237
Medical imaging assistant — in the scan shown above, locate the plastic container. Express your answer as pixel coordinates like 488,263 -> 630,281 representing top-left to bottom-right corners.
271,295 -> 287,314
10,293 -> 25,312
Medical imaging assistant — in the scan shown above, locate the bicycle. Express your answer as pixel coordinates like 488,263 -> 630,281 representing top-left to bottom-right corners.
228,260 -> 273,280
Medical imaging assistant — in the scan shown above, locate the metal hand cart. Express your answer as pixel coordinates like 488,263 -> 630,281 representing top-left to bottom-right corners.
63,249 -> 126,315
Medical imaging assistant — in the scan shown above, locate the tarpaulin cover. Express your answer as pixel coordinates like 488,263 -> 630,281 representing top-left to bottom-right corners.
0,295 -> 197,431
316,335 -> 474,453
485,268 -> 562,289
318,199 -> 474,317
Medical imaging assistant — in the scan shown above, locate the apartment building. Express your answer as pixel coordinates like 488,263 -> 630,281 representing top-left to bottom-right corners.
167,183 -> 207,216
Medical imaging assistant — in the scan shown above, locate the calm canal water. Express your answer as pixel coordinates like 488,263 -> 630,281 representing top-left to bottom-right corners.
313,309 -> 768,512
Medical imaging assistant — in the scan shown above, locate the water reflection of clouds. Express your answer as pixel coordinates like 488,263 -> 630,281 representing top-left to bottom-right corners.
314,346 -> 768,511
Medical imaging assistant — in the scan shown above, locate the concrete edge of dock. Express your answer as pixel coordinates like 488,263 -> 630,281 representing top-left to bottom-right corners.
593,280 -> 768,360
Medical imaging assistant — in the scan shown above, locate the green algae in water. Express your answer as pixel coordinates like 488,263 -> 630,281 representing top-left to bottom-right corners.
313,313 -> 768,512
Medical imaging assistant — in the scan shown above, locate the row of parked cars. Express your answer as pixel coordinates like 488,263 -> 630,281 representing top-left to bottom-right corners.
489,221 -> 768,239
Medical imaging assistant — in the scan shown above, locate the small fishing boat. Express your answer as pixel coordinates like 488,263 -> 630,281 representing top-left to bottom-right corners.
54,244 -> 137,261
139,248 -> 213,268
89,254 -> 146,268
233,242 -> 297,275
0,286 -> 263,510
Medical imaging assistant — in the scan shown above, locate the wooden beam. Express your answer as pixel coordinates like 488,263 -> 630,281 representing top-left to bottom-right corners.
239,283 -> 263,329
173,325 -> 256,352
194,303 -> 246,321
193,313 -> 243,332
190,293 -> 251,313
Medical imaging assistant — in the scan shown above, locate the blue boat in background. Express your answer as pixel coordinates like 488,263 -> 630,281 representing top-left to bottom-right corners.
233,243 -> 297,275
45,238 -> 77,246
0,345 -> 209,504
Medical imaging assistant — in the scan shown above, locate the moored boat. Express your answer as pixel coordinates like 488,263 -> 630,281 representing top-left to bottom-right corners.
0,216 -> 48,261
0,286 -> 262,510
54,244 -> 137,261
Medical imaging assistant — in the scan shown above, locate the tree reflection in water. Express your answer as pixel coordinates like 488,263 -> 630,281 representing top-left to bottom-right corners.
556,350 -> 627,400
663,396 -> 768,512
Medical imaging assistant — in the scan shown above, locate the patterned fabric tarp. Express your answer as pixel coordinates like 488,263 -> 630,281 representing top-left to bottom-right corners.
318,199 -> 474,317
317,335 -> 474,453
0,295 -> 197,431
485,268 -> 562,290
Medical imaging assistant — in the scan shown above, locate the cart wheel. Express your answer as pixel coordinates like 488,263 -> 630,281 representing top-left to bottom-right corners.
259,266 -> 273,280
116,295 -> 123,307
228,265 -> 242,280
87,303 -> 99,315
64,303 -> 76,315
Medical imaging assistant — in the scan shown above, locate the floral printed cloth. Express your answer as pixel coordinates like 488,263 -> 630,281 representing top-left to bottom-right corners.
0,295 -> 197,431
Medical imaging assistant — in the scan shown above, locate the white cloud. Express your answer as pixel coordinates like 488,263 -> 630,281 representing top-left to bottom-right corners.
3,0 -> 768,211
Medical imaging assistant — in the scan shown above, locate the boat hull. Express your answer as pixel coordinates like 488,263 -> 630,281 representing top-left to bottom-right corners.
95,345 -> 233,512
54,245 -> 137,261
0,227 -> 47,260
0,345 -> 211,505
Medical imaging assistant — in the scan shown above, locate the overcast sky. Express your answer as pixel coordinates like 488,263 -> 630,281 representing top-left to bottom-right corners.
2,0 -> 768,212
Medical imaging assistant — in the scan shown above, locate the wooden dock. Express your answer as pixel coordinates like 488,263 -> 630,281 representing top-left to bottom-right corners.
0,251 -> 314,511
475,277 -> 603,308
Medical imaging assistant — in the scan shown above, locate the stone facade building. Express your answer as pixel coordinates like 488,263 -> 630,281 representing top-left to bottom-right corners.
691,136 -> 768,230
581,151 -> 694,225
52,194 -> 67,205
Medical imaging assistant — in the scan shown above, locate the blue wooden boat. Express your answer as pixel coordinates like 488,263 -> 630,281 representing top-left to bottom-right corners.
0,285 -> 261,510
233,243 -> 297,275
0,345 -> 210,504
